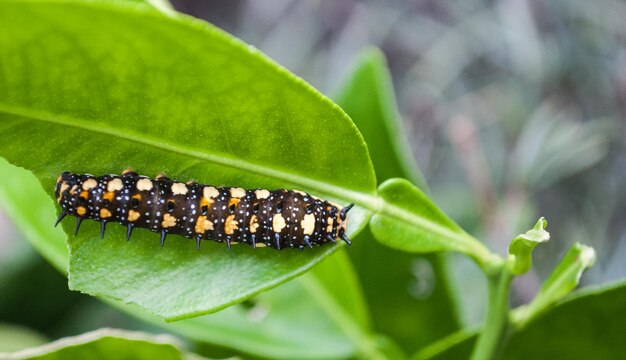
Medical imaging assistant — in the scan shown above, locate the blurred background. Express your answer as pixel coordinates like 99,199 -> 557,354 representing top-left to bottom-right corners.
1,0 -> 625,355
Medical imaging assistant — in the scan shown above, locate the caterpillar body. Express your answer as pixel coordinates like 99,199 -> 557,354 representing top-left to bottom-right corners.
54,170 -> 353,251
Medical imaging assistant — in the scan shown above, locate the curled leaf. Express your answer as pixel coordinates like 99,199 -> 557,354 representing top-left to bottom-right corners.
507,218 -> 550,275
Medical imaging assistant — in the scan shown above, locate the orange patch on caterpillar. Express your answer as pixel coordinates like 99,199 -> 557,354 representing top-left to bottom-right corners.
228,198 -> 241,208
200,197 -> 214,208
77,206 -> 87,216
162,214 -> 177,228
194,216 -> 214,233
249,215 -> 259,233
103,192 -> 115,202
128,210 -> 140,222
100,208 -> 112,219
79,191 -> 89,200
82,178 -> 97,190
225,215 -> 239,235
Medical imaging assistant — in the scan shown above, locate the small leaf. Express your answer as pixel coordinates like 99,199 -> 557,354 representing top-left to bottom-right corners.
370,179 -> 495,268
511,242 -> 596,329
0,328 -> 201,360
507,217 -> 550,275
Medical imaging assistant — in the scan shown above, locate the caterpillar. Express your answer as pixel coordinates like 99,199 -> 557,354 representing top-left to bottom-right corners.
54,170 -> 353,251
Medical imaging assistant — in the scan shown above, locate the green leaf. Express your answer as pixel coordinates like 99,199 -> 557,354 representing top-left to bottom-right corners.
0,145 -> 361,360
0,324 -> 47,353
0,0 -> 376,320
0,328 -> 203,360
370,179 -> 495,269
507,218 -> 550,275
334,47 -> 460,351
511,242 -> 596,329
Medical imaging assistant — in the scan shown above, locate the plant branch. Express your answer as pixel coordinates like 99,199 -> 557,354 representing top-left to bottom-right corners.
470,267 -> 514,360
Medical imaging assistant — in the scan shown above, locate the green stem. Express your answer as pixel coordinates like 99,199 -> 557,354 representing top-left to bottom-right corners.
470,267 -> 514,360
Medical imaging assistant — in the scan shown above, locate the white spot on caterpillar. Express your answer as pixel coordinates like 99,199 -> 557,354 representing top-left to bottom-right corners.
204,186 -> 219,199
272,214 -> 286,233
301,214 -> 315,235
171,182 -> 188,195
230,187 -> 246,198
136,178 -> 153,191
255,189 -> 270,199
107,178 -> 123,192
82,178 -> 97,190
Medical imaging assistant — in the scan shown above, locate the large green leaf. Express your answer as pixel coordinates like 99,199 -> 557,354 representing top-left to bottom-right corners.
0,0 -> 376,320
335,48 -> 460,351
0,328 -> 203,360
0,150 -> 364,359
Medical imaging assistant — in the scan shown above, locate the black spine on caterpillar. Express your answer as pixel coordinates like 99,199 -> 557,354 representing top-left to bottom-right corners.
54,170 -> 354,251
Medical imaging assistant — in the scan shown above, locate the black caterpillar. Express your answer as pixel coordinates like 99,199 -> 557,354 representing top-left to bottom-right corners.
54,170 -> 353,251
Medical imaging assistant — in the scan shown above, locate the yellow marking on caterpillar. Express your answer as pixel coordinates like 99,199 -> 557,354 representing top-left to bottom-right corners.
103,192 -> 115,202
225,215 -> 239,235
194,216 -> 214,233
255,189 -> 270,199
82,178 -> 97,190
77,206 -> 87,216
204,186 -> 219,199
301,214 -> 315,235
326,217 -> 334,233
249,215 -> 259,233
228,198 -> 241,208
136,178 -> 153,191
171,182 -> 188,195
272,214 -> 286,233
69,185 -> 78,195
100,208 -> 112,219
107,178 -> 123,192
230,187 -> 246,198
128,210 -> 140,222
162,213 -> 177,228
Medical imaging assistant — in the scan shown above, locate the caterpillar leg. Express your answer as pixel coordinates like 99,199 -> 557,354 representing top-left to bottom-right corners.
54,211 -> 66,227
